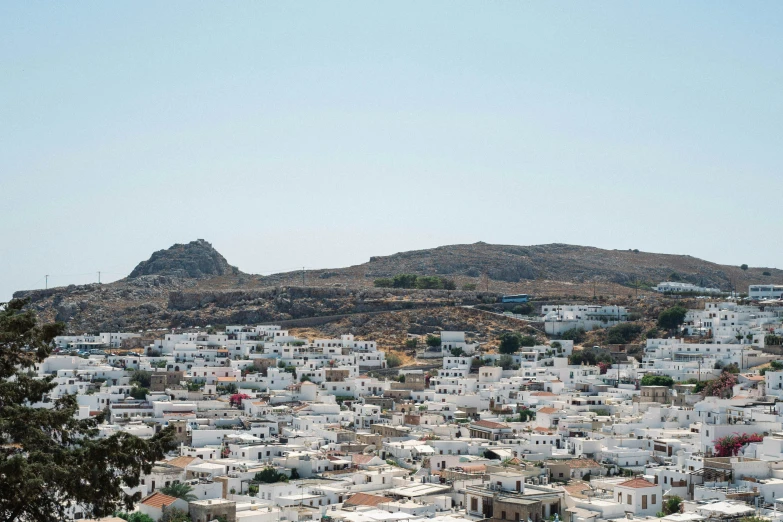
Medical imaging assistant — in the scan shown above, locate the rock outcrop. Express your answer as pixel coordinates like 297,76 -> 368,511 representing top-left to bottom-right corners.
128,239 -> 239,279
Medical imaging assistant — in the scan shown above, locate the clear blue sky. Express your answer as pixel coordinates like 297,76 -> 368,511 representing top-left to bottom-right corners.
2,2 -> 782,301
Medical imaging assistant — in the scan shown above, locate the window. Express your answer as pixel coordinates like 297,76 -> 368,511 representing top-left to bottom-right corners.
642,495 -> 647,509
471,498 -> 478,511
652,495 -> 657,504
627,495 -> 632,505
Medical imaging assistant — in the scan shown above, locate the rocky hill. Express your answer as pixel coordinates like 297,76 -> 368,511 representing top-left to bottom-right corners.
12,240 -> 782,333
128,239 -> 239,279
350,242 -> 779,290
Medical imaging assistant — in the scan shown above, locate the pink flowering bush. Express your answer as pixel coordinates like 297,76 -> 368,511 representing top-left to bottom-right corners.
229,393 -> 251,407
701,371 -> 737,398
713,433 -> 764,457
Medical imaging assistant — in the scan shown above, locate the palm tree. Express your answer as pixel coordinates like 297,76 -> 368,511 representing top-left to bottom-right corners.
160,481 -> 198,501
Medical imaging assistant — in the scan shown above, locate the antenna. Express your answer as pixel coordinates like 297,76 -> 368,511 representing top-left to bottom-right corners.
302,267 -> 305,286
98,271 -> 101,284
45,275 -> 49,289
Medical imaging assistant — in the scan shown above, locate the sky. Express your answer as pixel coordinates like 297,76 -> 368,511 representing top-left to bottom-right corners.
2,2 -> 782,301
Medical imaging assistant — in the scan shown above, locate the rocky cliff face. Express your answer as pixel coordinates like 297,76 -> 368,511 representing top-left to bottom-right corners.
128,239 -> 239,279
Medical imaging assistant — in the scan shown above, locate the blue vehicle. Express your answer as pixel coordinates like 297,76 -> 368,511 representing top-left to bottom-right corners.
501,294 -> 529,303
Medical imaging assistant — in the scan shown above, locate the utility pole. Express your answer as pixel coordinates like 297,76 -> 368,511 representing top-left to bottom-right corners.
98,271 -> 101,284
302,267 -> 305,286
45,275 -> 49,289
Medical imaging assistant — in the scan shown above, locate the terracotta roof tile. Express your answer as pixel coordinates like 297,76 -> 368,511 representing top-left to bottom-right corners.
537,407 -> 559,414
619,478 -> 657,489
344,493 -> 391,507
141,492 -> 179,508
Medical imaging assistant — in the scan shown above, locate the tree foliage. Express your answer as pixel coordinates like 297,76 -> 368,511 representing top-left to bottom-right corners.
663,496 -> 683,515
657,306 -> 688,331
640,374 -> 674,387
759,361 -> 783,376
373,274 -> 455,290
511,304 -> 533,315
497,354 -> 515,370
606,323 -> 643,344
160,482 -> 197,501
498,332 -> 522,354
558,328 -> 586,343
386,353 -> 402,368
0,299 -> 176,521
425,335 -> 441,347
253,467 -> 289,483
569,346 -> 613,366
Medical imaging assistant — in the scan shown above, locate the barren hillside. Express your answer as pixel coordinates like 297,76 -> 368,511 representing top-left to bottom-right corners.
12,240 -> 778,333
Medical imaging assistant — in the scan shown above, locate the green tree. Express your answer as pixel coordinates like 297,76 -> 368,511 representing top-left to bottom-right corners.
373,278 -> 393,288
386,353 -> 402,368
606,323 -> 643,344
640,374 -> 675,387
519,335 -> 536,347
497,354 -> 515,370
415,276 -> 444,289
405,338 -> 418,349
558,328 -> 586,343
511,304 -> 533,315
425,335 -> 441,347
462,283 -> 477,291
498,332 -> 522,354
254,467 -> 289,483
129,369 -> 152,388
740,264 -> 749,271
450,347 -> 465,357
657,305 -> 688,332
129,386 -> 149,400
392,274 -> 418,289
664,496 -> 683,515
160,482 -> 197,501
0,299 -> 176,521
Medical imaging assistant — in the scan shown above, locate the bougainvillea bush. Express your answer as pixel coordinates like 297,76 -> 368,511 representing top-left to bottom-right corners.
713,433 -> 764,457
229,393 -> 251,407
701,371 -> 737,398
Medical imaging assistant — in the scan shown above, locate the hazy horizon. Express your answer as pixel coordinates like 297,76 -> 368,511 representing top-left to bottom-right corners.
3,2 -> 782,301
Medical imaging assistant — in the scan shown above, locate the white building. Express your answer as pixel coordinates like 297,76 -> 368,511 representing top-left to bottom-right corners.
749,285 -> 783,300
